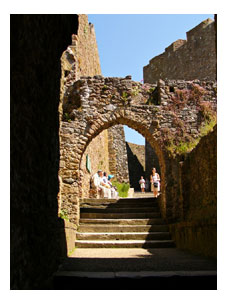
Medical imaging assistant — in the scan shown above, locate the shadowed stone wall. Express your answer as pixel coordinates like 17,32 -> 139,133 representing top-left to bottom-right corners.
145,140 -> 161,181
144,18 -> 216,83
169,126 -> 217,258
126,142 -> 145,191
11,14 -> 78,290
108,125 -> 129,183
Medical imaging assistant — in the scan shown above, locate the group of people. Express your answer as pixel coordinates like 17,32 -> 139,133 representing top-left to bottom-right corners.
139,167 -> 160,198
91,170 -> 118,199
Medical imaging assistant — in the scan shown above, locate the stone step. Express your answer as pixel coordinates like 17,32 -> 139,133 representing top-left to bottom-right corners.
53,270 -> 217,290
75,239 -> 175,248
80,198 -> 157,206
80,202 -> 158,208
80,207 -> 159,213
76,231 -> 171,241
78,224 -> 169,233
80,212 -> 161,219
79,218 -> 165,225
117,197 -> 156,203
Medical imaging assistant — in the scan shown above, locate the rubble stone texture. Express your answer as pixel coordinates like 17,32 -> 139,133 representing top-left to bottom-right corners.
59,75 -> 217,226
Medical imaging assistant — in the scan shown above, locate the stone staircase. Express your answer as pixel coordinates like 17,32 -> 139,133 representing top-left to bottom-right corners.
75,197 -> 175,248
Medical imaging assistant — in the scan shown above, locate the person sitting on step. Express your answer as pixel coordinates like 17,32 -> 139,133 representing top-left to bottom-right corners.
107,174 -> 118,199
91,170 -> 111,199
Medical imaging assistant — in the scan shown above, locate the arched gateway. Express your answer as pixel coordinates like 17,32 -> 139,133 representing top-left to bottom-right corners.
59,75 -> 217,224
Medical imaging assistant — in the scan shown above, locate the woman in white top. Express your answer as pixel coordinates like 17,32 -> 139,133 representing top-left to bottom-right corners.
150,167 -> 160,198
139,176 -> 146,193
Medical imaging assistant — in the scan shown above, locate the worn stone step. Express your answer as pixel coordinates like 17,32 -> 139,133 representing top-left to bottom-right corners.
80,212 -> 161,219
80,207 -> 159,213
80,202 -> 158,208
78,224 -> 169,233
75,240 -> 175,248
80,198 -> 157,206
118,198 -> 156,203
76,232 -> 171,241
79,218 -> 165,225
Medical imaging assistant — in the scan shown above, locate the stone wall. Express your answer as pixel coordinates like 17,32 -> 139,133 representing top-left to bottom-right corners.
108,125 -> 129,183
143,18 -> 216,83
61,14 -> 101,91
81,129 -> 110,198
11,15 -> 78,289
145,140 -> 161,181
59,14 -> 106,205
169,126 -> 217,258
126,142 -> 145,191
59,75 -> 217,225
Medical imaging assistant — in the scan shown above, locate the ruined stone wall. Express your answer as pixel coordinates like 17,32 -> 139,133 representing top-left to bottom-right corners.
145,140 -> 161,180
169,126 -> 217,258
81,129 -> 110,198
11,15 -> 78,290
59,75 -> 217,225
108,125 -> 129,183
59,14 -> 111,202
61,14 -> 101,91
127,142 -> 145,171
143,18 -> 216,83
126,142 -> 145,191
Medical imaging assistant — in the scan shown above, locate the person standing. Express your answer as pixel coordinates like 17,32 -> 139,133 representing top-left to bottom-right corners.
150,168 -> 160,198
139,176 -> 146,193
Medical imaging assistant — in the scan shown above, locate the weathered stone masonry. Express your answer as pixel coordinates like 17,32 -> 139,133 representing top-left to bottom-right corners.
59,75 -> 217,226
60,14 -> 129,197
108,125 -> 129,183
143,18 -> 216,83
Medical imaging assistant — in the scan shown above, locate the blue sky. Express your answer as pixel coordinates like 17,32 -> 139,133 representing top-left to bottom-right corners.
88,14 -> 214,145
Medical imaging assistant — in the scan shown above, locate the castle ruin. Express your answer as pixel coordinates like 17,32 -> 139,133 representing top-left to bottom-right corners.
11,14 -> 217,289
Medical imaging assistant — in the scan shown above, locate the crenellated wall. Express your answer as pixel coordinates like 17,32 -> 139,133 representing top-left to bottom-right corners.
143,18 -> 216,83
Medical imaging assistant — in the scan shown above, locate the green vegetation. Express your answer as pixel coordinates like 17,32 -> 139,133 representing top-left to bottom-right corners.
121,91 -> 130,104
112,181 -> 130,197
166,117 -> 217,156
63,112 -> 71,122
131,85 -> 141,96
59,209 -> 69,221
68,247 -> 76,256
84,25 -> 88,34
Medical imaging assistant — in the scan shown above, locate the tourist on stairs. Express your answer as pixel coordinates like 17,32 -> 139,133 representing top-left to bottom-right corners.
139,176 -> 146,193
150,167 -> 160,198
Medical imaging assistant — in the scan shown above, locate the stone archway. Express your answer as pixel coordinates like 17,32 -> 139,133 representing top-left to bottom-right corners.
79,116 -> 167,208
59,75 -> 217,225
59,109 -> 168,225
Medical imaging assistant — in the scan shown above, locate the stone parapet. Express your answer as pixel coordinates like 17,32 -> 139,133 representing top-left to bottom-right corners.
144,18 -> 216,83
